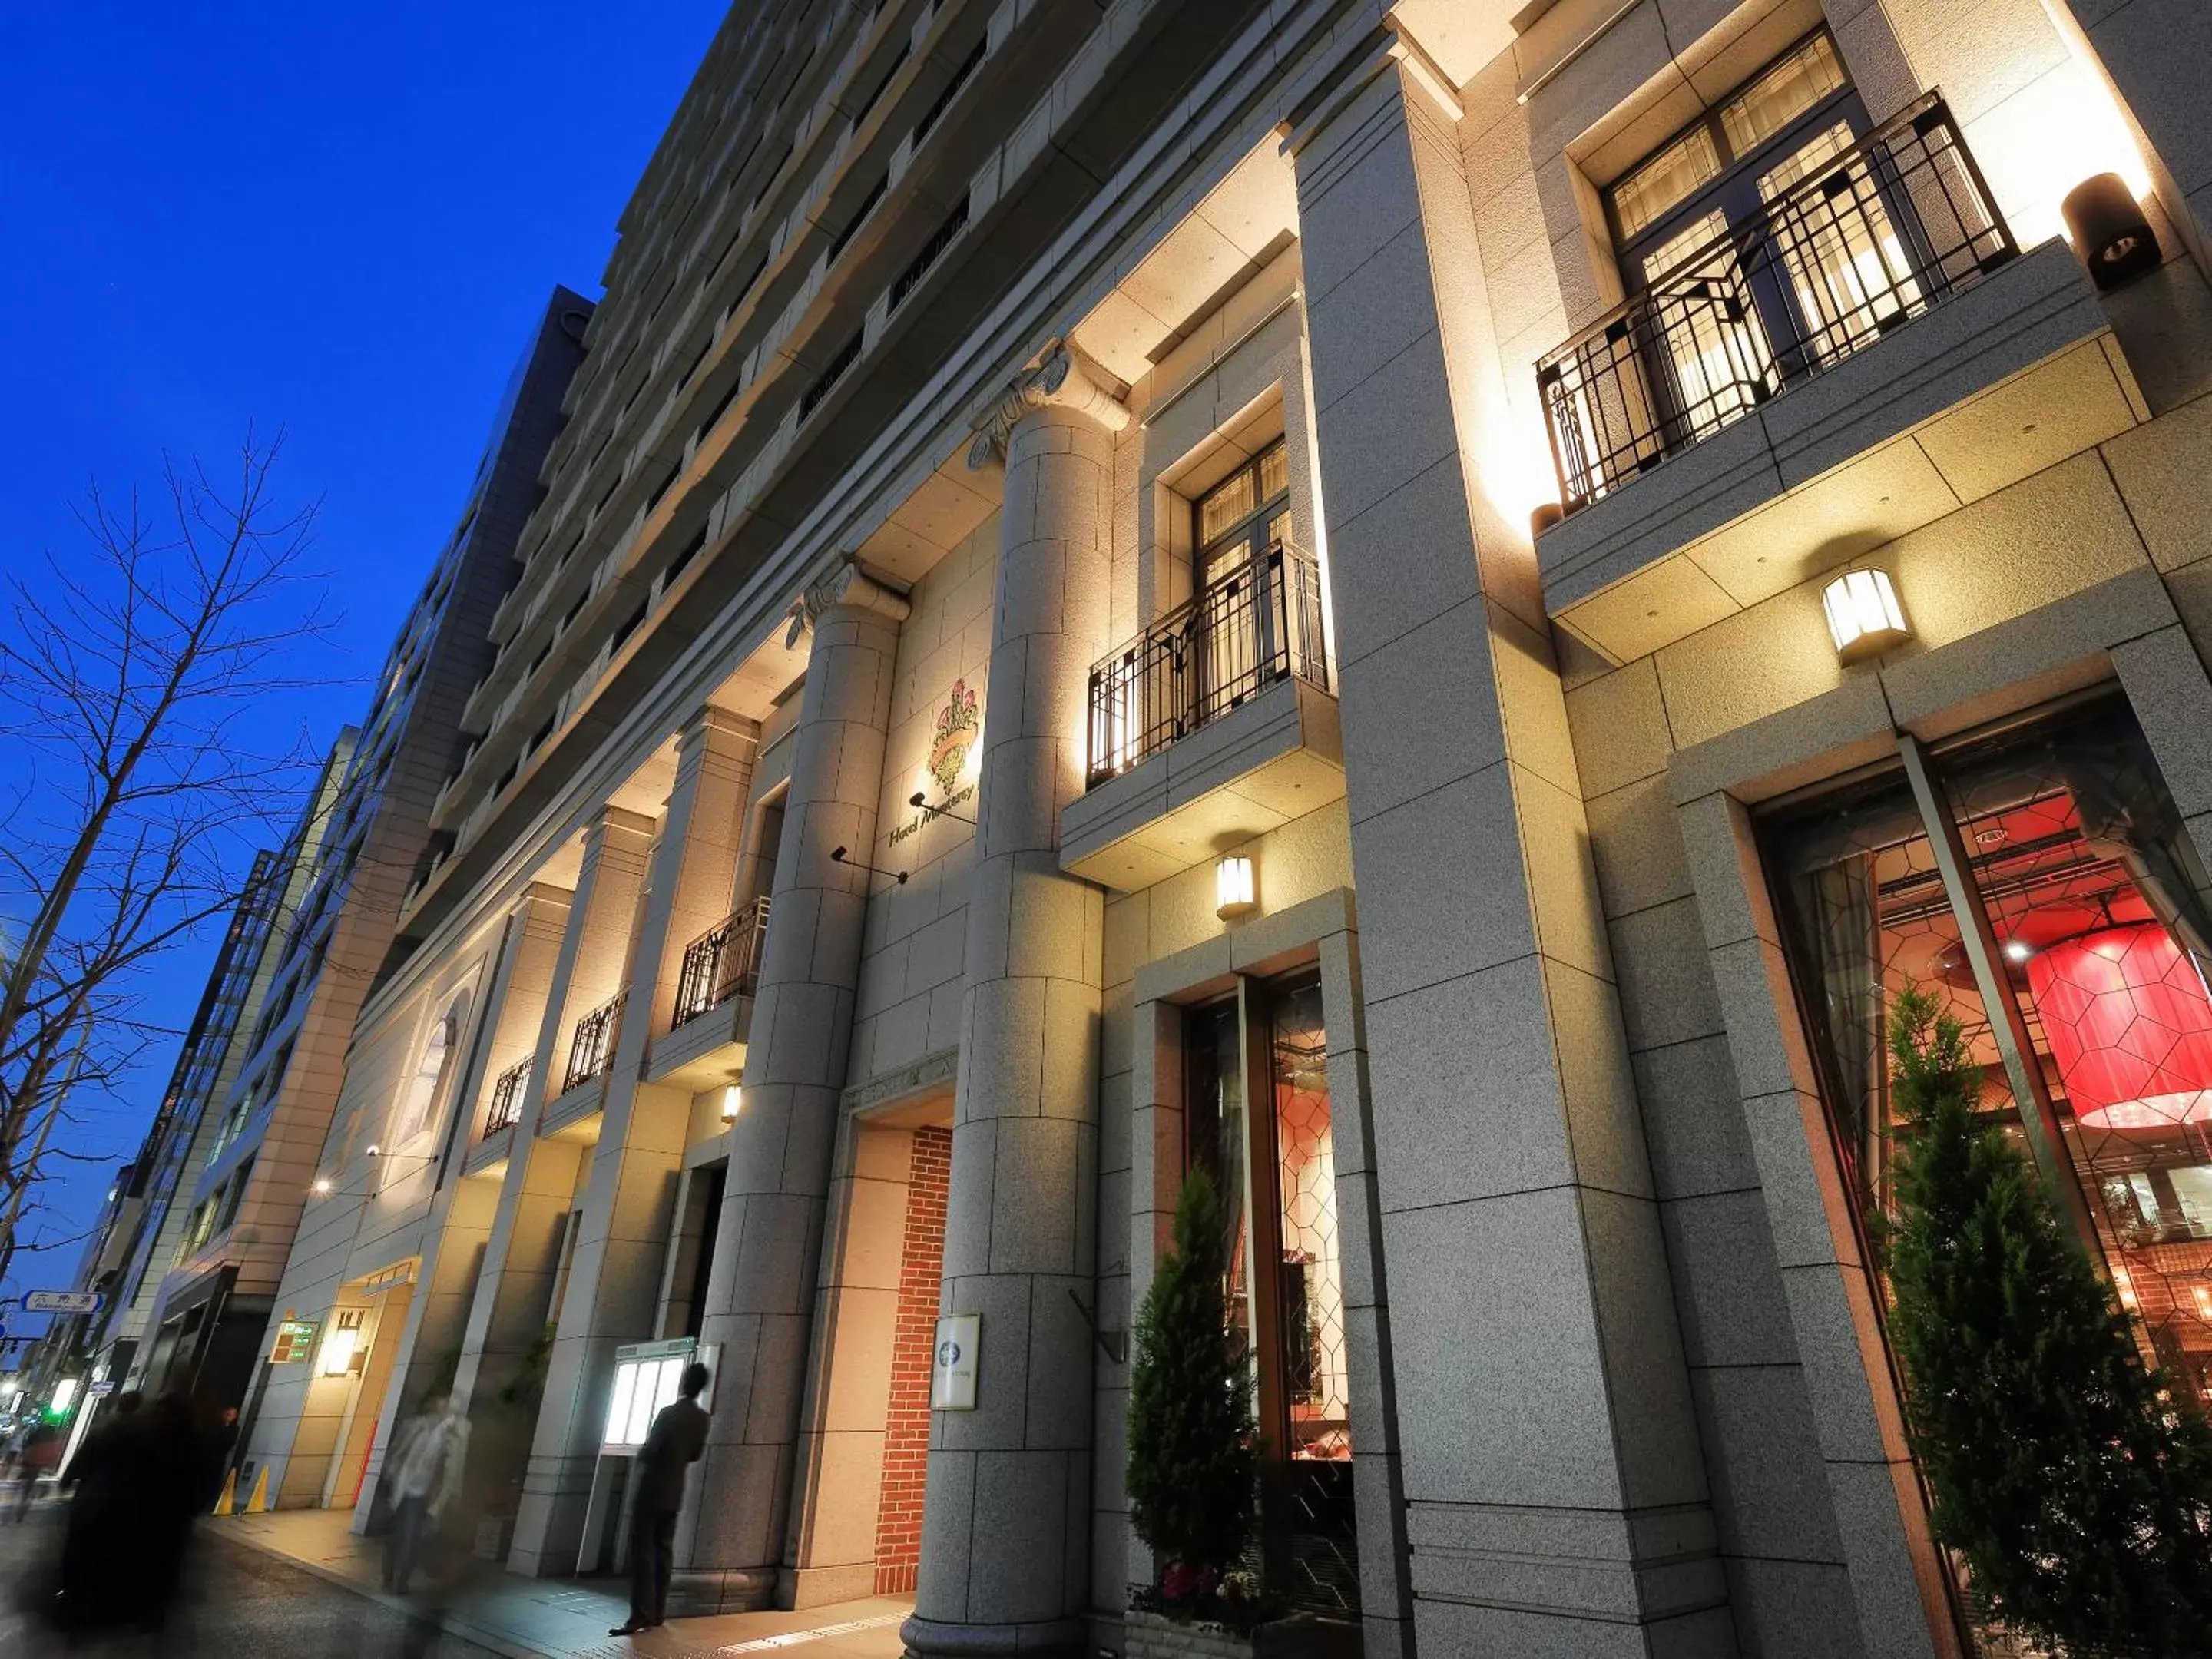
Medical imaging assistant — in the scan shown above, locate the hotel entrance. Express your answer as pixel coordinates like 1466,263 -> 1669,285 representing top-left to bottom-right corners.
1185,972 -> 1358,1615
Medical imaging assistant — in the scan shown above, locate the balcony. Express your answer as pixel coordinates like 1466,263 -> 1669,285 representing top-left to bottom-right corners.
648,898 -> 772,1091
562,993 -> 624,1095
482,1060 -> 529,1137
671,897 -> 772,1029
1531,96 -> 2151,664
1061,543 -> 1343,891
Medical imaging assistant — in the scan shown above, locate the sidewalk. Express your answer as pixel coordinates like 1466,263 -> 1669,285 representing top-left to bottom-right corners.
211,1508 -> 911,1659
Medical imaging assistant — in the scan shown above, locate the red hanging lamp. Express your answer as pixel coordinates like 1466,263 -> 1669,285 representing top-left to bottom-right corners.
2025,922 -> 2212,1131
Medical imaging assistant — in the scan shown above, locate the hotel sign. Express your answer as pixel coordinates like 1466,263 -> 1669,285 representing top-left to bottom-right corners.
889,679 -> 981,847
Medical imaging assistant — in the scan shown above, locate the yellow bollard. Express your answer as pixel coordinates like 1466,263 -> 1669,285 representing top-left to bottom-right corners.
243,1466 -> 270,1515
212,1468 -> 237,1517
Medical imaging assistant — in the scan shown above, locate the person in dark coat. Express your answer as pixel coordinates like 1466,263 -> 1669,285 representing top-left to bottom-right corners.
611,1363 -> 710,1637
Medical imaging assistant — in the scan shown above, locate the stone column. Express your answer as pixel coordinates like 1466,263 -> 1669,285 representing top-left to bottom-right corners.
1288,39 -> 1733,1657
449,882 -> 575,1413
684,562 -> 909,1601
497,803 -> 656,1575
904,344 -> 1126,1657
512,708 -> 759,1572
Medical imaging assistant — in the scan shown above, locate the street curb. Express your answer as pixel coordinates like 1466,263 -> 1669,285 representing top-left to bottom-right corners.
204,1523 -> 558,1659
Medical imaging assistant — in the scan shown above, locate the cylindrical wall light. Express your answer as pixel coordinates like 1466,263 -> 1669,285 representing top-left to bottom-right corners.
1215,855 -> 1257,920
2063,173 -> 2159,291
720,1084 -> 743,1121
1822,568 -> 1912,664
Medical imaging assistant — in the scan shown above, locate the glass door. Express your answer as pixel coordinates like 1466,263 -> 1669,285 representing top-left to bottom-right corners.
1182,972 -> 1359,1615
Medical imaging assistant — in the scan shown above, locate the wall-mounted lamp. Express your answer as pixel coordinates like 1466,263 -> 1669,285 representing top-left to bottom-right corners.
1822,568 -> 1912,664
320,1310 -> 366,1378
720,1084 -> 743,1122
1215,855 -> 1257,921
2063,172 -> 2160,291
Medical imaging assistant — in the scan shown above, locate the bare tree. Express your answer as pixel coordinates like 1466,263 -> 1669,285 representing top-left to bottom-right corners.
0,435 -> 334,1291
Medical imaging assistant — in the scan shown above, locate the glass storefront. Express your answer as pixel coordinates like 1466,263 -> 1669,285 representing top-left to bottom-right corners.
1762,694 -> 2212,1406
1182,973 -> 1358,1614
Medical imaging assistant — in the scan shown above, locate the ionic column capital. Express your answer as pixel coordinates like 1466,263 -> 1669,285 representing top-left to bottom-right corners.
781,556 -> 912,647
964,338 -> 1130,470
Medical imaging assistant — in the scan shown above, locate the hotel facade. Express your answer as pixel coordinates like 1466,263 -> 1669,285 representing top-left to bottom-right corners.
234,1 -> 2212,1654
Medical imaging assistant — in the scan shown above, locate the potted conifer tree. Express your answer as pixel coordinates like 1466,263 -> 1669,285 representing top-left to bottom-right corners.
1125,1167 -> 1260,1655
1884,985 -> 2212,1654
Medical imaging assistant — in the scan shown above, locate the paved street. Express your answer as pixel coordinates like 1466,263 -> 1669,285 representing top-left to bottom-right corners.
0,1499 -> 498,1657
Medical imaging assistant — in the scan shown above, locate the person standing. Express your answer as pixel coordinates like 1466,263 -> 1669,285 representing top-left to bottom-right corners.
610,1363 -> 710,1637
380,1392 -> 470,1594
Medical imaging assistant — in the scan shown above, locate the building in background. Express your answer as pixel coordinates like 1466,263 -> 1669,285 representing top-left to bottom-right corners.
220,2 -> 2212,1657
35,290 -> 593,1463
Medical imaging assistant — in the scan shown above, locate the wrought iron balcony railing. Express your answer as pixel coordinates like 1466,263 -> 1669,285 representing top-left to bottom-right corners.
562,993 -> 625,1095
1086,542 -> 1329,790
482,1059 -> 530,1137
671,896 -> 773,1029
1536,94 -> 2015,514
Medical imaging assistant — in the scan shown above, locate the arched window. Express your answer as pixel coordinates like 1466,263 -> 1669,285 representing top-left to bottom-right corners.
394,1012 -> 457,1144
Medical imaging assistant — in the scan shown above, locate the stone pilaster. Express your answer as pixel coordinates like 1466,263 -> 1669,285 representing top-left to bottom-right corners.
684,562 -> 910,1603
511,708 -> 760,1572
905,346 -> 1125,1657
1288,40 -> 1733,1657
500,803 -> 657,1575
449,882 -> 575,1415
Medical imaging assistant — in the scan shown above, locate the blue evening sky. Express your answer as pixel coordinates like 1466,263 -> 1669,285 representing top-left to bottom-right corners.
0,2 -> 729,1328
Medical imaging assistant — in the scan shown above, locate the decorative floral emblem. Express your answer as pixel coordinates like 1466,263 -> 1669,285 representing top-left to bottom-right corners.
928,680 -> 979,797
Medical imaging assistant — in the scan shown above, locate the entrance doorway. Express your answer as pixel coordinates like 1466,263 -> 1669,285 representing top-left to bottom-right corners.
1185,972 -> 1359,1614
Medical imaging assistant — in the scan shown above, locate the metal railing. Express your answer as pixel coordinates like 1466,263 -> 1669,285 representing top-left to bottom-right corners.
1536,95 -> 2015,513
562,993 -> 625,1095
1086,542 -> 1329,790
671,896 -> 773,1028
482,1060 -> 530,1137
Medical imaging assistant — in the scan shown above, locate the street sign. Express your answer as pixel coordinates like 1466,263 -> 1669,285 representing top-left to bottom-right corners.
24,1291 -> 102,1315
88,1380 -> 116,1398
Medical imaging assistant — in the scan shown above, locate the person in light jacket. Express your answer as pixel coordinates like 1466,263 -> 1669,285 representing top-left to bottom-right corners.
610,1363 -> 710,1637
381,1393 -> 469,1594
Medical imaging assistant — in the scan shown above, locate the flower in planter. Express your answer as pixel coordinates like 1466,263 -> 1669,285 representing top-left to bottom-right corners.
1160,1561 -> 1219,1605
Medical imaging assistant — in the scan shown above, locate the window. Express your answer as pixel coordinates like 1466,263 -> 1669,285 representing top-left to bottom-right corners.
1190,441 -> 1293,726
1608,33 -> 1884,442
394,1012 -> 459,1145
1764,696 -> 2212,1415
1183,972 -> 1358,1614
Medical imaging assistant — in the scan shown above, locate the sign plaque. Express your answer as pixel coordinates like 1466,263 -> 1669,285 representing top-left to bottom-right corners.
930,1313 -> 979,1412
25,1291 -> 102,1315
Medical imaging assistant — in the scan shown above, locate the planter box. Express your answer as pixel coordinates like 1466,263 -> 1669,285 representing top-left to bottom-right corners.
1125,1609 -> 1258,1659
1124,1609 -> 1364,1659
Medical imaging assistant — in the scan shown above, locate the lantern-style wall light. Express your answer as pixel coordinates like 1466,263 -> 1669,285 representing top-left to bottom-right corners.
1216,856 -> 1257,921
1823,568 -> 1912,664
319,1309 -> 367,1378
720,1084 -> 743,1122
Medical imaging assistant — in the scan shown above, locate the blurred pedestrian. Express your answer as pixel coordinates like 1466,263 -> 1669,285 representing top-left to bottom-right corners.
610,1362 -> 710,1637
45,1384 -> 214,1639
380,1393 -> 469,1594
59,1391 -> 140,1492
9,1419 -> 60,1520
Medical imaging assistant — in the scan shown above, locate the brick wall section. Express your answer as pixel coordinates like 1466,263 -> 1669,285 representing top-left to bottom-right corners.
873,1124 -> 950,1594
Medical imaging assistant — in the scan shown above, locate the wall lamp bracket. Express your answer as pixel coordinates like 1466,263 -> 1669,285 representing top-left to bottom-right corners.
830,846 -> 908,885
